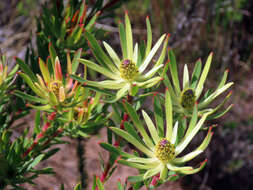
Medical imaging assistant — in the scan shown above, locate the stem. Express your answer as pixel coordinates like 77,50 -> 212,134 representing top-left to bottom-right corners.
99,94 -> 133,184
100,163 -> 111,182
77,136 -> 87,189
151,174 -> 160,186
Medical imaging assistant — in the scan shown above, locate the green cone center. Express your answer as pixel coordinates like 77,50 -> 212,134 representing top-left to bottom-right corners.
120,59 -> 138,81
155,138 -> 175,163
180,88 -> 196,109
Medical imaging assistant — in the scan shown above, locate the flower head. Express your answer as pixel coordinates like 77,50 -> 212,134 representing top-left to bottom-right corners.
72,13 -> 169,102
108,89 -> 213,181
164,51 -> 233,118
17,49 -> 82,111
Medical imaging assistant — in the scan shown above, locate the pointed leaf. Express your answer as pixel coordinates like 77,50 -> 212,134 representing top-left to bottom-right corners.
125,13 -> 133,59
165,89 -> 173,140
123,101 -> 154,148
110,127 -> 153,157
195,53 -> 213,98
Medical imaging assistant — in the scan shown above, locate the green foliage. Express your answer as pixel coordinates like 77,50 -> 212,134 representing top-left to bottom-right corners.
0,1 -> 235,189
0,112 -> 63,189
0,53 -> 28,132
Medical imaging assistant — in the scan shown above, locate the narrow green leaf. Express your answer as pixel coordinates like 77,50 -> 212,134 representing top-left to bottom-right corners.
27,104 -> 51,111
139,34 -> 166,73
125,122 -> 145,145
14,90 -> 48,104
72,48 -> 82,73
117,159 -> 153,169
117,181 -> 124,190
123,102 -> 154,148
127,175 -> 144,183
154,95 -> 164,137
145,16 -> 152,58
207,104 -> 233,120
39,58 -> 50,84
119,22 -> 127,59
185,104 -> 198,137
16,57 -> 37,82
99,142 -> 135,158
105,83 -> 129,103
142,110 -> 160,144
161,74 -> 177,101
85,31 -> 118,73
110,127 -> 153,157
96,177 -> 105,190
85,11 -> 99,31
34,110 -> 41,134
198,82 -> 233,109
155,34 -> 169,68
217,69 -> 229,89
170,121 -> 178,145
70,74 -> 124,89
183,64 -> 189,89
195,53 -> 213,98
78,58 -> 119,80
168,50 -> 180,95
143,164 -> 162,179
125,13 -> 133,59
28,154 -> 44,170
133,43 -> 138,64
206,91 -> 232,119
160,164 -> 168,180
179,160 -> 207,175
49,43 -> 57,72
175,113 -> 209,155
19,73 -> 46,98
190,59 -> 202,89
92,175 -> 97,190
165,89 -> 173,140
74,183 -> 81,190
103,42 -> 121,68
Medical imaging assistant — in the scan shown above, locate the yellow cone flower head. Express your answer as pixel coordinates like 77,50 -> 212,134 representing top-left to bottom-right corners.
104,89 -> 213,181
72,13 -> 169,102
16,49 -> 82,111
164,51 -> 233,119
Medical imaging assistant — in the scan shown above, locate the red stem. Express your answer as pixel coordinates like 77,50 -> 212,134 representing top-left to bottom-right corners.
23,112 -> 57,158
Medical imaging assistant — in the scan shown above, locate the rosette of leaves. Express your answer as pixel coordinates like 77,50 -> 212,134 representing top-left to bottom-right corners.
164,51 -> 233,119
71,13 -> 169,102
101,89 -> 213,186
15,48 -> 82,112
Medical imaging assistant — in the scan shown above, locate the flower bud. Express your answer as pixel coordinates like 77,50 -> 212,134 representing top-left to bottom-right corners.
180,88 -> 196,109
